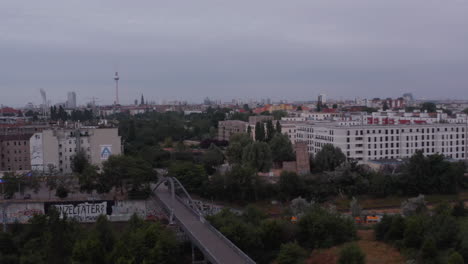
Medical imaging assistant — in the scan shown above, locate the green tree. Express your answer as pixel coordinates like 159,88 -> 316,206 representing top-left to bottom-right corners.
421,237 -> 437,261
421,102 -> 437,113
225,133 -> 253,164
242,142 -> 273,172
71,151 -> 89,174
269,133 -> 295,165
278,171 -> 303,200
168,161 -> 207,194
266,120 -> 275,141
255,122 -> 265,141
127,119 -> 136,142
382,102 -> 389,111
314,144 -> 346,171
101,155 -> 155,195
55,185 -> 69,198
448,252 -> 464,264
453,200 -> 467,217
275,242 -> 308,264
1,172 -> 21,198
0,232 -> 18,264
276,120 -> 282,134
298,206 -> 356,248
202,143 -> 225,174
272,110 -> 287,120
403,215 -> 426,248
338,243 -> 365,264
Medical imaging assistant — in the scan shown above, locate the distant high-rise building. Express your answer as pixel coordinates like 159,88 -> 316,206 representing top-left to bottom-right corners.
318,94 -> 327,104
403,93 -> 414,102
67,92 -> 77,108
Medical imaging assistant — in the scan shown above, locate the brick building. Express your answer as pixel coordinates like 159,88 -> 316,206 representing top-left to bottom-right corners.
0,134 -> 33,172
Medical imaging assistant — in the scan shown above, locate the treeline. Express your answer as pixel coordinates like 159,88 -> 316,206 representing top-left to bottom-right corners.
0,211 -> 182,264
275,148 -> 467,203
375,202 -> 468,264
119,108 -> 229,152
49,106 -> 94,122
207,204 -> 356,264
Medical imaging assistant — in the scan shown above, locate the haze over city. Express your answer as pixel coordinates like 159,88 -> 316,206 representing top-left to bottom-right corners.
2,0 -> 468,106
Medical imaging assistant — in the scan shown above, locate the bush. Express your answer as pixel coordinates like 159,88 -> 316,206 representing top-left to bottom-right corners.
276,242 -> 308,264
298,206 -> 356,249
448,252 -> 464,264
55,185 -> 69,198
338,243 -> 365,264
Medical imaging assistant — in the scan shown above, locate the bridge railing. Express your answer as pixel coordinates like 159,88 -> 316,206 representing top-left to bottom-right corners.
152,194 -> 223,264
175,195 -> 256,264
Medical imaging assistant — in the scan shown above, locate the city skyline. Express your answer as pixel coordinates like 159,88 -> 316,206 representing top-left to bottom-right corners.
1,0 -> 468,106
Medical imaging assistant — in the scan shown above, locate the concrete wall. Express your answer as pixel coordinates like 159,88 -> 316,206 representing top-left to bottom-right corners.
1,200 -> 165,224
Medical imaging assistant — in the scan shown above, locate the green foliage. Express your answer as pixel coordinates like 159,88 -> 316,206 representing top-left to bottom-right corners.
226,133 -> 253,164
207,165 -> 264,202
278,171 -> 304,200
202,143 -> 225,174
255,122 -> 265,141
101,155 -> 155,195
2,211 -> 181,264
402,151 -> 465,195
208,207 -> 294,263
71,151 -> 89,174
453,200 -> 467,217
403,215 -> 426,248
298,206 -> 356,249
230,111 -> 251,122
55,185 -> 69,198
421,102 -> 437,113
266,120 -> 275,141
377,210 -> 467,262
276,242 -> 308,264
272,110 -> 287,120
338,243 -> 365,264
421,237 -> 437,261
448,252 -> 465,264
242,141 -> 273,172
1,172 -> 20,198
276,120 -> 282,133
269,133 -> 295,165
168,161 -> 207,194
314,144 -> 346,172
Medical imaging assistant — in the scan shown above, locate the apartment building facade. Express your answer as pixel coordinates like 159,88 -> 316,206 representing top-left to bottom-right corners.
296,123 -> 468,161
30,127 -> 121,173
218,120 -> 247,141
0,134 -> 33,172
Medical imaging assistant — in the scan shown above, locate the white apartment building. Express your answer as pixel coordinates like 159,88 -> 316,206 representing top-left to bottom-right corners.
30,127 -> 121,173
296,122 -> 468,161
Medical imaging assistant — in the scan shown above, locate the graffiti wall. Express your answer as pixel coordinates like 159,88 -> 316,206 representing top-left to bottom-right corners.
0,203 -> 44,223
1,200 -> 166,224
44,200 -> 115,222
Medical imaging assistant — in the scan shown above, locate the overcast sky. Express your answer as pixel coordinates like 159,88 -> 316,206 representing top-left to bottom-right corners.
1,0 -> 468,106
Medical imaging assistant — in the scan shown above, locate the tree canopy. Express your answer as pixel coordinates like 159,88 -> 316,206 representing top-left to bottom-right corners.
314,144 -> 346,171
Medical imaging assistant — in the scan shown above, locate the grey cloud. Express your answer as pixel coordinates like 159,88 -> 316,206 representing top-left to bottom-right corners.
1,0 -> 468,105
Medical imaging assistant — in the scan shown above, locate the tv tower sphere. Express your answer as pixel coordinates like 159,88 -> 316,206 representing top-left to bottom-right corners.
114,72 -> 119,81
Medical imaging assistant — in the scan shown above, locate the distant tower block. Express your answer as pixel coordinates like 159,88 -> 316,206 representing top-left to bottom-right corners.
114,72 -> 120,105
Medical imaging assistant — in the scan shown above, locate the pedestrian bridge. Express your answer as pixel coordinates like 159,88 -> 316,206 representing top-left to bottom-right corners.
153,177 -> 255,264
